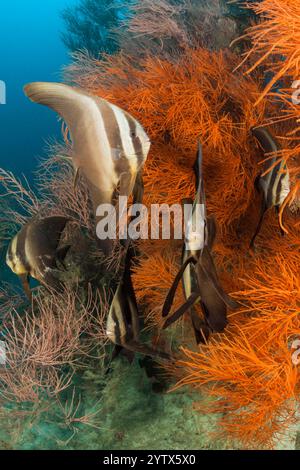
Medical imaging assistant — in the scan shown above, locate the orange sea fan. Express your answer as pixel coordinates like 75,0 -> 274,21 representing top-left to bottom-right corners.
66,48 -> 270,231
142,144 -> 195,207
234,0 -> 300,105
132,246 -> 185,328
169,237 -> 300,448
67,48 -> 266,150
171,329 -> 299,449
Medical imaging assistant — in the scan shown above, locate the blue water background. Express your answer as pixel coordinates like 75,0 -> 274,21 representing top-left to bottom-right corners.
0,0 -> 75,284
0,0 -> 74,178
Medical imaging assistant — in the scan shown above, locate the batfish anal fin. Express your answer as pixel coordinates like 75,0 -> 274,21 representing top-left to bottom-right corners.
55,244 -> 72,270
201,261 -> 240,310
181,197 -> 194,206
163,292 -> 200,329
123,339 -> 171,361
38,216 -> 70,253
41,271 -> 64,293
200,299 -> 228,333
111,345 -> 135,364
193,140 -> 203,191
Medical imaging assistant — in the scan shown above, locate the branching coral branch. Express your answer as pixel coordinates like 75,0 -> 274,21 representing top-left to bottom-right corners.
36,145 -> 95,232
0,285 -> 108,403
0,168 -> 41,228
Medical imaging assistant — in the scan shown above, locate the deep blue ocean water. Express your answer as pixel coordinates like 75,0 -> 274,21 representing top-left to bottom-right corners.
0,0 -> 76,283
0,0 -> 75,179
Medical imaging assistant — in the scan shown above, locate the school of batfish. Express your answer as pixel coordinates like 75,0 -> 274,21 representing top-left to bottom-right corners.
5,82 -> 291,363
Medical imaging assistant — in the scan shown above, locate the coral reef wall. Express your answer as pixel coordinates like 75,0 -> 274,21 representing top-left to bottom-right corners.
64,0 -> 300,449
0,0 -> 299,450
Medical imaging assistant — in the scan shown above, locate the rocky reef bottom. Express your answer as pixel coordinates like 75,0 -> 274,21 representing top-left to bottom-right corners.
0,356 -> 299,450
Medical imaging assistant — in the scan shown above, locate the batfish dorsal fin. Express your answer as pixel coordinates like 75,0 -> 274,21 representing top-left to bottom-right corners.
251,127 -> 279,155
24,82 -> 96,135
249,198 -> 267,249
194,140 -> 205,206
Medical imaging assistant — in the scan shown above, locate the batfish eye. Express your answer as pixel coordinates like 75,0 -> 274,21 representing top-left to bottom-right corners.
131,131 -> 136,138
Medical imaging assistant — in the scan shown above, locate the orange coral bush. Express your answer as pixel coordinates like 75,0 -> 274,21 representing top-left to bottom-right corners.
170,242 -> 300,449
132,243 -> 184,329
234,0 -> 300,206
235,0 -> 300,105
68,48 -> 268,232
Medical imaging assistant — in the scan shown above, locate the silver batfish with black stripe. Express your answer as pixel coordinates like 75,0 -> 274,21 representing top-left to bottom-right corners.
250,127 -> 290,248
23,82 -> 151,254
6,216 -> 70,300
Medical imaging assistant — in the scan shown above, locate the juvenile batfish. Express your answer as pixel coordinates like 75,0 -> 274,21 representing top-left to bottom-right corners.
23,82 -> 151,253
6,216 -> 70,299
162,142 -> 239,343
250,127 -> 290,248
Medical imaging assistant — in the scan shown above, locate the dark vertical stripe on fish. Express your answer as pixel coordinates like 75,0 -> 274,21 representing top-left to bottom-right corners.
111,308 -> 121,345
101,100 -> 124,159
126,114 -> 144,166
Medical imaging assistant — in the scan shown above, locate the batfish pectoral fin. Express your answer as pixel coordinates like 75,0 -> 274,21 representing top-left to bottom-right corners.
162,256 -> 197,318
55,245 -> 72,265
163,292 -> 200,330
132,170 -> 144,205
19,274 -> 32,301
